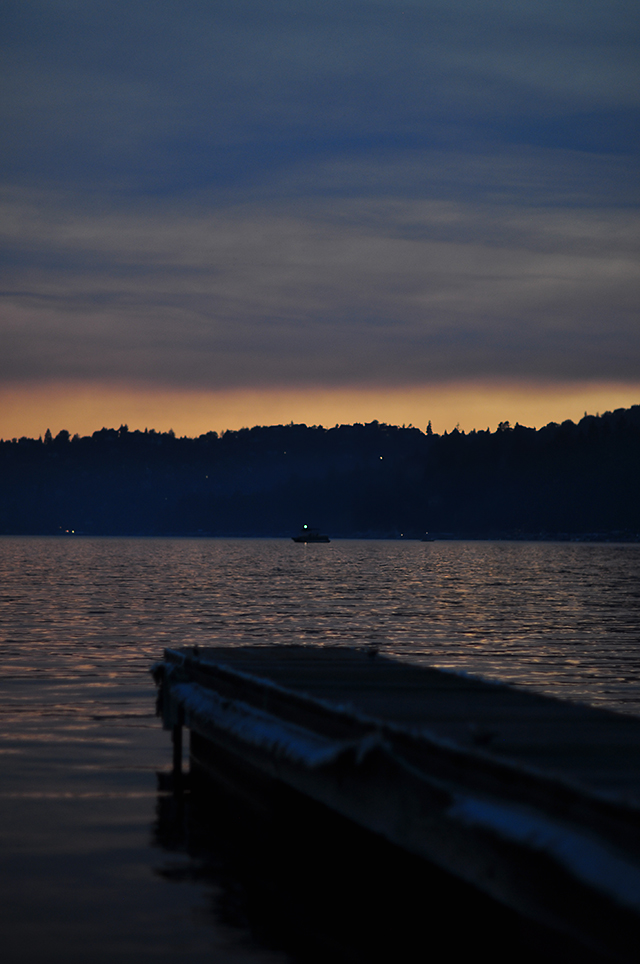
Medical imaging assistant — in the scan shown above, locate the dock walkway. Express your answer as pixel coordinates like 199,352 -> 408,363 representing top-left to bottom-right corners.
153,645 -> 640,960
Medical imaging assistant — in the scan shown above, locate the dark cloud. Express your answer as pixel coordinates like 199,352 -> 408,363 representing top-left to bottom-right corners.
3,181 -> 638,386
1,1 -> 638,391
3,0 -> 638,187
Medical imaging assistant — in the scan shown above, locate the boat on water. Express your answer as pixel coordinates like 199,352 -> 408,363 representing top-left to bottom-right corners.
292,525 -> 330,543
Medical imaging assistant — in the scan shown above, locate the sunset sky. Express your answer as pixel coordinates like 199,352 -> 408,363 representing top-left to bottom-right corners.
2,1 -> 639,439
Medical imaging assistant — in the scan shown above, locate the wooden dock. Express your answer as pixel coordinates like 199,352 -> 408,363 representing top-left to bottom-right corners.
153,645 -> 640,960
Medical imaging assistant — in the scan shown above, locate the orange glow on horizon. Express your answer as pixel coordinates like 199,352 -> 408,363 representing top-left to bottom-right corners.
1,382 -> 639,440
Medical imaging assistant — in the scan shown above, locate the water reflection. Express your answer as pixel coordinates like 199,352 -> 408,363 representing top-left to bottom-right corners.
2,536 -> 639,962
153,762 -> 573,964
2,537 -> 639,712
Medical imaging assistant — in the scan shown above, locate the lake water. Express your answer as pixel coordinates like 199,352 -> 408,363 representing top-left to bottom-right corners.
1,536 -> 639,961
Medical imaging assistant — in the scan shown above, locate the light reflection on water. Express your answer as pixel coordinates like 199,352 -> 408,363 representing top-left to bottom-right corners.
2,536 -> 639,709
0,536 -> 639,962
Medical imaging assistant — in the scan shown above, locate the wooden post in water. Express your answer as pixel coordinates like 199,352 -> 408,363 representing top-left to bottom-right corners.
171,707 -> 183,792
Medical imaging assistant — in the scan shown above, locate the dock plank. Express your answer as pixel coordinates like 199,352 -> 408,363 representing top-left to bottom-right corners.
196,645 -> 640,803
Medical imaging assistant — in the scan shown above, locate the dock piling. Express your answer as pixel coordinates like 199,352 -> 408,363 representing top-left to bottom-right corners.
171,708 -> 184,791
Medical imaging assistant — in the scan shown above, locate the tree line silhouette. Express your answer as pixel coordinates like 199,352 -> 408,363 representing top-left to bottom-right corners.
1,406 -> 639,538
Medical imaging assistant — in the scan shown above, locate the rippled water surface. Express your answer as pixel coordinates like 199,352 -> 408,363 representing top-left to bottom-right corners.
1,536 -> 639,961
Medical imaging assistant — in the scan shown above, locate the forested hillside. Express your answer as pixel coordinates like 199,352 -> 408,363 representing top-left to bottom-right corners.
1,406 -> 639,538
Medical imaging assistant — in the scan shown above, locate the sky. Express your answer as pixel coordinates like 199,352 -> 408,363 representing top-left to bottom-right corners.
1,0 -> 639,438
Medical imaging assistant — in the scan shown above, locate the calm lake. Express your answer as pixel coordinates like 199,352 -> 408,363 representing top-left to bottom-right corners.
1,536 -> 639,961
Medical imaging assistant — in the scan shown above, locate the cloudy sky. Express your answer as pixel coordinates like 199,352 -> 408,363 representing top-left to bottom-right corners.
1,0 -> 639,436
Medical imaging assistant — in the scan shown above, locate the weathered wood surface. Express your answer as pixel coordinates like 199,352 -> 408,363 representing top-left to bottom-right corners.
153,645 -> 640,960
189,645 -> 640,801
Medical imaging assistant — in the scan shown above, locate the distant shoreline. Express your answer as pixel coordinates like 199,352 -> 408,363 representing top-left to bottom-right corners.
2,406 -> 639,538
